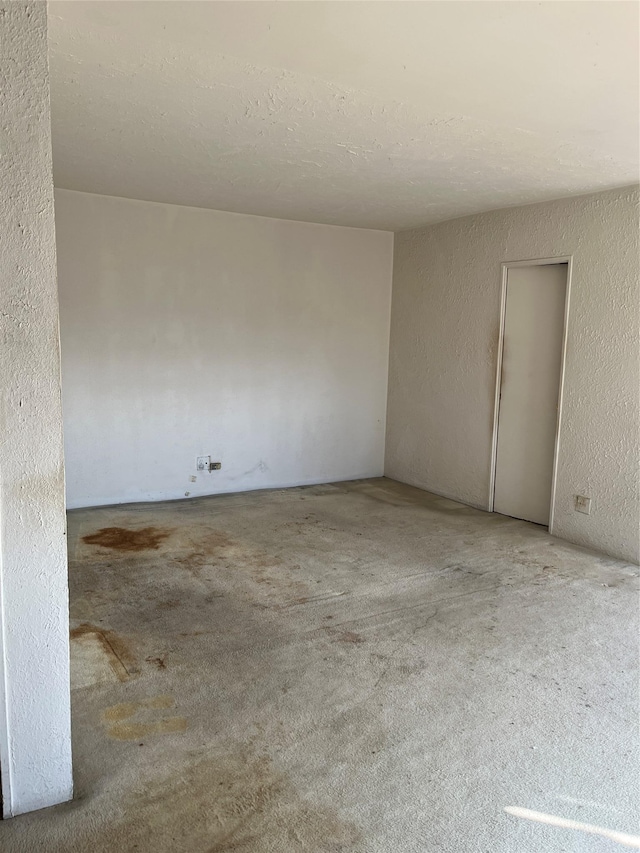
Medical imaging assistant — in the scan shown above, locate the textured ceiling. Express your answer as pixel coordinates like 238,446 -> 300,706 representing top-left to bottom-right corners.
48,2 -> 639,231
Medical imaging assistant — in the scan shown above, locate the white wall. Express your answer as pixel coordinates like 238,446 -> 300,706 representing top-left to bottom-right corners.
0,2 -> 73,816
386,186 -> 639,564
55,190 -> 393,509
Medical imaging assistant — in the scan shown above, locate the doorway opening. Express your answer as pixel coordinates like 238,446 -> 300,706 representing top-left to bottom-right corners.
489,258 -> 572,531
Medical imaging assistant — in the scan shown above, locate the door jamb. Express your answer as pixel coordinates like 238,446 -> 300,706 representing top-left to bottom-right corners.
488,256 -> 573,534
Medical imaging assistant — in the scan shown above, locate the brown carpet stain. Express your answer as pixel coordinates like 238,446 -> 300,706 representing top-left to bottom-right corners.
108,717 -> 187,741
201,530 -> 236,551
102,695 -> 185,740
172,530 -> 236,578
102,702 -> 140,724
157,598 -> 181,610
103,695 -> 174,724
124,749 -> 361,852
338,631 -> 365,645
325,627 -> 365,645
82,526 -> 172,552
174,529 -> 310,604
70,622 -> 139,680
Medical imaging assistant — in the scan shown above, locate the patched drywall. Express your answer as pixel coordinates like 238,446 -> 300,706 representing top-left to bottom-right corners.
386,187 -> 639,563
0,1 -> 72,815
55,190 -> 393,509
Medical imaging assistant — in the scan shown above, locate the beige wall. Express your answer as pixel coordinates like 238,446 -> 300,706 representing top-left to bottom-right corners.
0,1 -> 72,815
55,190 -> 394,509
386,187 -> 639,563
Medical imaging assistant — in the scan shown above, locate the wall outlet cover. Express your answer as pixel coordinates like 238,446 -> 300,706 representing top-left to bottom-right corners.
575,495 -> 591,515
196,456 -> 210,472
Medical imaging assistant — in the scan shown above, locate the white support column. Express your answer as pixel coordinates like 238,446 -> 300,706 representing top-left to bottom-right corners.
0,0 -> 73,816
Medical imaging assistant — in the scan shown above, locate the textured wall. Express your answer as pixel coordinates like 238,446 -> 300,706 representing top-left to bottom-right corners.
0,1 -> 72,815
55,190 -> 393,509
48,3 -> 638,229
386,187 -> 639,563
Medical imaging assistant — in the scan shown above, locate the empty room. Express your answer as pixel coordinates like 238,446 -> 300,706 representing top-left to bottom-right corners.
1,1 -> 638,851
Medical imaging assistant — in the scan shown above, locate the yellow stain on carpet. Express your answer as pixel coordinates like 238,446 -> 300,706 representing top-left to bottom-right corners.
102,695 -> 186,740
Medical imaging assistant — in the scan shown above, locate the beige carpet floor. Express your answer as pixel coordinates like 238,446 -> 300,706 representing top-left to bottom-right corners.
1,478 -> 637,852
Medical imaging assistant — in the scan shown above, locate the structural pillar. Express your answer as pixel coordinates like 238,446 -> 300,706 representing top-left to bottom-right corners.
0,0 -> 73,816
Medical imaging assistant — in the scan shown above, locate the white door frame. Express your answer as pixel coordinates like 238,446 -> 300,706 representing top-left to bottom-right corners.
488,256 -> 573,533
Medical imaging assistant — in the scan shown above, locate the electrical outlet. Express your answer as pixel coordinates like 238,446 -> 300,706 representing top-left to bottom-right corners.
196,456 -> 221,472
575,495 -> 591,515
